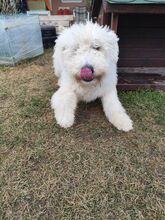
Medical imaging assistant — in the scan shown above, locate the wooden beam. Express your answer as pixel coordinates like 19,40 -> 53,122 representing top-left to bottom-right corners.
117,72 -> 165,91
111,12 -> 118,32
118,67 -> 165,76
104,3 -> 165,14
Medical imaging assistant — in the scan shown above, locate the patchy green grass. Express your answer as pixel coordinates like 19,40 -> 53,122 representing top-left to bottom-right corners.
0,50 -> 165,220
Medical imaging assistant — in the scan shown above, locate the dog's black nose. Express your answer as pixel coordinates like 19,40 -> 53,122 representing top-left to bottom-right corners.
80,64 -> 94,82
83,64 -> 94,73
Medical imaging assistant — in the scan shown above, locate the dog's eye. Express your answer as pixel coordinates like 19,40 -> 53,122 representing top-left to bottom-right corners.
62,46 -> 67,51
92,45 -> 101,51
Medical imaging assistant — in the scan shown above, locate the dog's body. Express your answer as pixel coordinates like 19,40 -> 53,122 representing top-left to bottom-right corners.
51,22 -> 133,131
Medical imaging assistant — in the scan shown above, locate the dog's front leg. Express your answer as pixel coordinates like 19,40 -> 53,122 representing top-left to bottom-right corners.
102,88 -> 133,132
51,88 -> 77,128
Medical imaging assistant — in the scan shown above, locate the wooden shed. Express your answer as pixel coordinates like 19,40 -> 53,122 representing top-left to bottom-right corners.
91,0 -> 165,90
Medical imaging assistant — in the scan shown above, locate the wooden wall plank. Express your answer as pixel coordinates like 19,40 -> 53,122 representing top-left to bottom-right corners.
117,14 -> 165,67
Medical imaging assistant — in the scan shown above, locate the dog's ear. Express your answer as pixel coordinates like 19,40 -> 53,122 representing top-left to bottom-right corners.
107,30 -> 119,45
106,30 -> 119,62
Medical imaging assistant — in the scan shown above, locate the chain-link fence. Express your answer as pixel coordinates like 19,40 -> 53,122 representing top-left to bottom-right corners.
0,0 -> 19,14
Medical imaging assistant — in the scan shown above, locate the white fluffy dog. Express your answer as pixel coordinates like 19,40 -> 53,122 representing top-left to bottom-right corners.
51,22 -> 133,131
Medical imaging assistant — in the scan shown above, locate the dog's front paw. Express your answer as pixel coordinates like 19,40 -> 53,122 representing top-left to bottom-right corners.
51,90 -> 77,129
56,113 -> 74,128
111,113 -> 133,132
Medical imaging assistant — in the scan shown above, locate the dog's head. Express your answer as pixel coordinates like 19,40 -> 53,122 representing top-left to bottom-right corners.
55,22 -> 119,84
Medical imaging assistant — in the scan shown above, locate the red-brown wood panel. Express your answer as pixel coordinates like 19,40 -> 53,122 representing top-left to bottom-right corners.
118,14 -> 165,67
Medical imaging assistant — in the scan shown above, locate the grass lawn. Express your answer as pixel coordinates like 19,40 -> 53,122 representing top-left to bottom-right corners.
0,49 -> 165,220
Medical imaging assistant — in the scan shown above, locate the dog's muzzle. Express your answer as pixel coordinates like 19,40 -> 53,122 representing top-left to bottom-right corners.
80,65 -> 94,82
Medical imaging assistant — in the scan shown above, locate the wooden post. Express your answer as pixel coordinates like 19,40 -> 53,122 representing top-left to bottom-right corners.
102,11 -> 109,25
111,12 -> 118,33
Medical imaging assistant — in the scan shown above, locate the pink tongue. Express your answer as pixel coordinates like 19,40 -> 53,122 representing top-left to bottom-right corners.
80,67 -> 94,81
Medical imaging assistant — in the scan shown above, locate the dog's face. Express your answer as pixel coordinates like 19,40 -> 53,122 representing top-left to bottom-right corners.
56,22 -> 119,84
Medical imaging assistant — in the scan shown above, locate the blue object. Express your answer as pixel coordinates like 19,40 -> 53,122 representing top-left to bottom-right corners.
0,15 -> 43,65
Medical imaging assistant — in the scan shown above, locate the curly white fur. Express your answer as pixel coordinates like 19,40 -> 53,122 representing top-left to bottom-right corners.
51,22 -> 133,131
